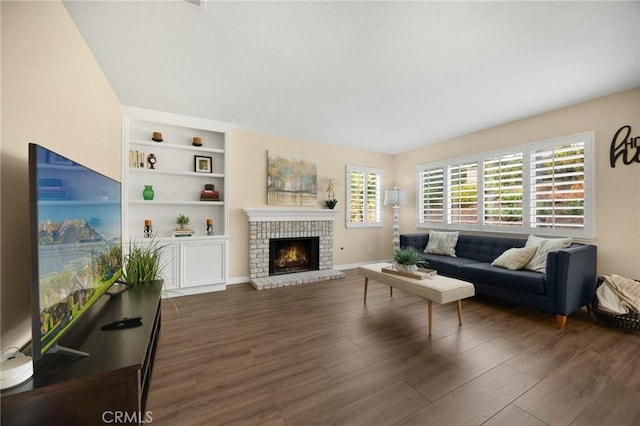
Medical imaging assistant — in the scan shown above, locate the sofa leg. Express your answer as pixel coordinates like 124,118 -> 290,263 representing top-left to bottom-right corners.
556,314 -> 567,330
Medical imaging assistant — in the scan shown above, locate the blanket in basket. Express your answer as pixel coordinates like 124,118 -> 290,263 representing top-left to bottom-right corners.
596,274 -> 640,314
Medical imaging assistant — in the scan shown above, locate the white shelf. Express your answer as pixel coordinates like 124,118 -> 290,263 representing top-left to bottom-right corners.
129,168 -> 224,178
129,139 -> 224,154
130,200 -> 224,206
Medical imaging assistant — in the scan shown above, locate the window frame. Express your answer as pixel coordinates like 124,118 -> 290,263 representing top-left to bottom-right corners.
416,132 -> 595,239
346,165 -> 383,228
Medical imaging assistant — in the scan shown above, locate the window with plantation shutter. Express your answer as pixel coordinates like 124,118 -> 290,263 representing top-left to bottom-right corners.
448,161 -> 478,225
346,166 -> 383,228
416,132 -> 593,238
418,168 -> 444,223
483,153 -> 523,227
530,141 -> 586,231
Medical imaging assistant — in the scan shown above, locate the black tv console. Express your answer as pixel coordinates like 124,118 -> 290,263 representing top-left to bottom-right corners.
1,281 -> 162,426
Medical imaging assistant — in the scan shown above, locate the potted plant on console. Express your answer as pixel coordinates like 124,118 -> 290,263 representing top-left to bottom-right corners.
122,239 -> 165,285
122,240 -> 180,311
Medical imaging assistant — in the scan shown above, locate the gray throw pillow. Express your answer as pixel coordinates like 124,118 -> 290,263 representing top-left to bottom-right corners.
424,231 -> 459,257
492,246 -> 538,271
524,235 -> 572,273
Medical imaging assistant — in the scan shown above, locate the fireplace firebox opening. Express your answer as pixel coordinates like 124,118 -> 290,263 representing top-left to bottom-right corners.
269,237 -> 320,276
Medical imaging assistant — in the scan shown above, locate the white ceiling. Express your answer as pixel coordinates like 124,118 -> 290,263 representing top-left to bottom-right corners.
63,1 -> 640,154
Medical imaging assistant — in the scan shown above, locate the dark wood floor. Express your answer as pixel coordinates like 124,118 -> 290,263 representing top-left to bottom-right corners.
146,269 -> 640,425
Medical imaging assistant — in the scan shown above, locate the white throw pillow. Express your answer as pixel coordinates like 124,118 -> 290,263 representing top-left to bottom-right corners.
491,246 -> 538,271
524,235 -> 572,273
424,231 -> 459,257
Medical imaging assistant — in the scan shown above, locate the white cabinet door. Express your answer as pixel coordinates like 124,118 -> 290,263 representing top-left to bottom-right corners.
159,242 -> 178,291
180,240 -> 226,288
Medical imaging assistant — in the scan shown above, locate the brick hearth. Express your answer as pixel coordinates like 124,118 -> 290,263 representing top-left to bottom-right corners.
243,208 -> 345,290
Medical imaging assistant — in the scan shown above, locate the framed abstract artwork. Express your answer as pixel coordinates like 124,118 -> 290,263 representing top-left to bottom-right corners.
267,151 -> 317,206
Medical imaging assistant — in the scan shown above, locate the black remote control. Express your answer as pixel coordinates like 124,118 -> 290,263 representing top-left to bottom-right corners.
101,316 -> 143,330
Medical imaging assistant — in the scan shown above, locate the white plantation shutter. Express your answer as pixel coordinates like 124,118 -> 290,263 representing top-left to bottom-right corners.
448,161 -> 478,225
349,170 -> 365,223
366,173 -> 381,223
416,132 -> 593,238
483,153 -> 523,227
418,168 -> 444,223
530,142 -> 586,231
347,166 -> 382,227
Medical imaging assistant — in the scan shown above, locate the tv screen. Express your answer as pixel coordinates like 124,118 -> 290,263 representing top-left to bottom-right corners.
29,144 -> 122,360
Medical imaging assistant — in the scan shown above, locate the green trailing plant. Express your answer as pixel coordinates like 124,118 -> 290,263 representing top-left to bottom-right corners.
122,239 -> 165,285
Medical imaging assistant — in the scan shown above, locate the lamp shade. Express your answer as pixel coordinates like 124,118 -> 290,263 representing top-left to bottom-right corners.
384,187 -> 407,206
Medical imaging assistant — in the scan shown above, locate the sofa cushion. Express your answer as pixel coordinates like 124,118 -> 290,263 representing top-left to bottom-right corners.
491,246 -> 538,271
421,253 -> 478,277
524,235 -> 572,273
424,231 -> 459,257
454,234 -> 528,263
457,262 -> 546,295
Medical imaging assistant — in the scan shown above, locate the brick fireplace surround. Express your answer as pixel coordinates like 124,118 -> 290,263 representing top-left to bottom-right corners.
243,208 -> 345,290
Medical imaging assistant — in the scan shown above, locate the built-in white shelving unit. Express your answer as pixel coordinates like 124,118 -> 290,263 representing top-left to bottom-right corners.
122,106 -> 230,294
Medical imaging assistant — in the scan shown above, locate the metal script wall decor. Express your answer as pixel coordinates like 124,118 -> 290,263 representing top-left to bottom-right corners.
610,125 -> 640,168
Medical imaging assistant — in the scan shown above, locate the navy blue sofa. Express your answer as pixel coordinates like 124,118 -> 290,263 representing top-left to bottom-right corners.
400,233 -> 597,329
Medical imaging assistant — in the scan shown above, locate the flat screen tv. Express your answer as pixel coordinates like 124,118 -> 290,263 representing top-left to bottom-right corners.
29,144 -> 122,360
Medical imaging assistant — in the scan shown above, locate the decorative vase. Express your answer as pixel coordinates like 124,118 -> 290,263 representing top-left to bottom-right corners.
326,199 -> 338,209
396,263 -> 418,273
142,185 -> 154,201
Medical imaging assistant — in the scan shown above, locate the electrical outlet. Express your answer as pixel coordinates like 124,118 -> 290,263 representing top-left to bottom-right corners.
367,246 -> 372,253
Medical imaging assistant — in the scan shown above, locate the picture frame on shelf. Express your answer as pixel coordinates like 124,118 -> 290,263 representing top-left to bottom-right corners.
46,152 -> 74,166
194,155 -> 212,173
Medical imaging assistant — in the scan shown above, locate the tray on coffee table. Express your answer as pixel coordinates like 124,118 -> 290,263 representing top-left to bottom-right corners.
381,266 -> 437,280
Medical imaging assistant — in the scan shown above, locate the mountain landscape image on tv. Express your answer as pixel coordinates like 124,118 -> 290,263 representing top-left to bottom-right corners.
30,144 -> 122,358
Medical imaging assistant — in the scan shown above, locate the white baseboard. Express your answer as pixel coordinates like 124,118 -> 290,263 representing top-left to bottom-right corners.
226,275 -> 250,286
172,262 -> 392,297
334,259 -> 392,270
162,283 -> 226,298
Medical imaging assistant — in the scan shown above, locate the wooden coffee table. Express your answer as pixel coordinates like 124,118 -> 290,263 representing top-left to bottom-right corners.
358,263 -> 475,336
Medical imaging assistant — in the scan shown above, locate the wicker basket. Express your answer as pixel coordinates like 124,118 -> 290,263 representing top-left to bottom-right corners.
591,277 -> 640,330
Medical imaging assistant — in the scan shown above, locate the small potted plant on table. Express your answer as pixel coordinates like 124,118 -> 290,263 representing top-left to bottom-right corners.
392,247 -> 425,273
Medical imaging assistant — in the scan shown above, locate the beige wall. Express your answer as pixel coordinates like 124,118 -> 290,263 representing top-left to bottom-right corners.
228,130 -> 396,280
396,88 -> 640,278
0,1 -> 121,350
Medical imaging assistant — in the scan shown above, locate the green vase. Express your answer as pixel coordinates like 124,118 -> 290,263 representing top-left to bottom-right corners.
142,185 -> 154,201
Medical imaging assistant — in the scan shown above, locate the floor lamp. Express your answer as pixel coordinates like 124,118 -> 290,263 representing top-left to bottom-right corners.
384,187 -> 407,252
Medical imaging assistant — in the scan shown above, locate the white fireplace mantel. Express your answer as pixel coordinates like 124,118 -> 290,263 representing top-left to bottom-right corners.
243,208 -> 339,222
